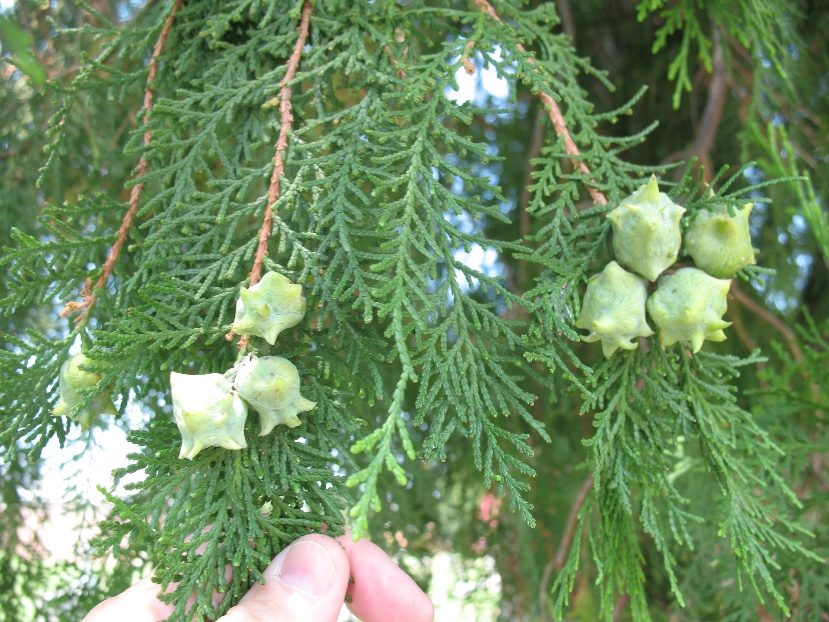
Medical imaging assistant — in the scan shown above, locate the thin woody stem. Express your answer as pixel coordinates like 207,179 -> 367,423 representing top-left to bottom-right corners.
538,474 -> 593,619
61,0 -> 184,325
730,281 -> 802,361
249,1 -> 312,289
471,0 -> 607,206
730,282 -> 824,434
539,87 -> 608,206
688,27 -> 727,182
235,1 -> 312,349
462,39 -> 476,74
384,45 -> 407,80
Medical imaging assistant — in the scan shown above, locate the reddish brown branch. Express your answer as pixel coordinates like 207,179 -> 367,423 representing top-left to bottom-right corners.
555,0 -> 576,41
472,0 -> 607,206
462,39 -> 476,74
539,85 -> 608,206
514,106 -> 547,291
727,297 -> 769,384
732,283 -> 827,500
612,594 -> 631,621
384,45 -> 407,80
730,282 -> 803,361
473,0 -> 501,21
687,27 -> 727,183
538,475 -> 594,618
690,29 -> 726,167
60,0 -> 184,325
233,2 -> 311,349
249,1 -> 312,289
727,297 -> 757,350
730,283 -> 825,489
663,25 -> 729,182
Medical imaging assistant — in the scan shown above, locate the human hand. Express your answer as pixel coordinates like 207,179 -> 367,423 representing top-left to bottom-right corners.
84,533 -> 434,622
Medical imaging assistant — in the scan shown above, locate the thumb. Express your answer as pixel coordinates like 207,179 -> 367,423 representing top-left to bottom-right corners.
218,534 -> 349,622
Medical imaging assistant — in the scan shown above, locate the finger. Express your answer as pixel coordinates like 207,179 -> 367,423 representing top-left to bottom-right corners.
218,534 -> 349,622
83,576 -> 174,622
337,535 -> 434,622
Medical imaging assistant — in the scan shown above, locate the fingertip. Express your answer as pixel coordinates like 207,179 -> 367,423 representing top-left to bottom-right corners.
265,533 -> 350,598
220,533 -> 350,621
83,576 -> 174,622
336,536 -> 434,622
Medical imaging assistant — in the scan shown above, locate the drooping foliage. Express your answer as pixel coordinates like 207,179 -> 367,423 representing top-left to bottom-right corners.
1,0 -> 827,620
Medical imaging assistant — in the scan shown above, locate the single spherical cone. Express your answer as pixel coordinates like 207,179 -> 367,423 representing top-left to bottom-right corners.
170,372 -> 248,459
685,203 -> 755,278
51,352 -> 117,430
608,175 -> 686,281
60,352 -> 104,389
234,355 -> 316,435
647,267 -> 732,353
231,272 -> 306,344
575,261 -> 654,358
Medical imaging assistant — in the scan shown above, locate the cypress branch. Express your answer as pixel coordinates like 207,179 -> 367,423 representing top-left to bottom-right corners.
251,0 -> 311,288
230,1 -> 311,350
1,2 -> 825,619
59,0 -> 184,325
473,0 -> 607,206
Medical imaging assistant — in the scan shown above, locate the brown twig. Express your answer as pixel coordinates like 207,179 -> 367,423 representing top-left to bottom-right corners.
513,106 -> 547,292
690,28 -> 727,159
60,0 -> 184,325
555,0 -> 576,41
540,86 -> 607,206
0,145 -> 23,159
233,1 -> 312,349
612,594 -> 631,621
471,0 -> 607,206
688,28 -> 727,182
249,2 -> 312,288
729,282 -> 803,361
384,45 -> 407,80
663,25 -> 728,181
461,37 -> 477,75
726,297 -> 768,384
538,475 -> 594,619
731,283 -> 829,495
731,284 -> 829,494
726,294 -> 758,352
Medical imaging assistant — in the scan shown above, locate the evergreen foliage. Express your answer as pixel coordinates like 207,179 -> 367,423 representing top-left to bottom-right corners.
1,0 -> 827,620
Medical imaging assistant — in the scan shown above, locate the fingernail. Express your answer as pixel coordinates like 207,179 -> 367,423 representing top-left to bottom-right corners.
272,540 -> 335,598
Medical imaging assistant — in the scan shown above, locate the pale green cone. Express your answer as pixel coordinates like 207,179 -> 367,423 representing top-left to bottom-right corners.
234,355 -> 316,435
52,352 -> 117,431
575,261 -> 654,358
170,371 -> 248,459
231,271 -> 306,344
685,203 -> 755,278
608,175 -> 686,281
647,267 -> 732,352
